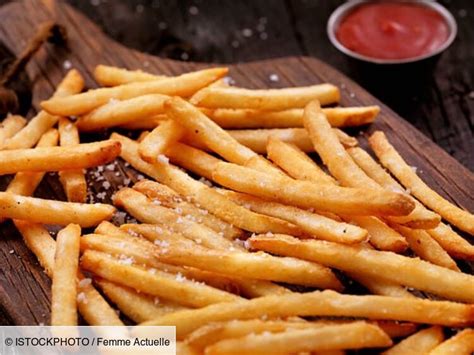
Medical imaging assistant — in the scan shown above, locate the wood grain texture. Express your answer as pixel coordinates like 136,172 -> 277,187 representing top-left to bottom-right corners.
0,0 -> 472,325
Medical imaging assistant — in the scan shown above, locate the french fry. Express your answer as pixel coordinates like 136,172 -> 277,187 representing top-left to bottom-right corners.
149,237 -> 343,290
392,224 -> 459,271
95,279 -> 186,323
58,118 -> 87,203
0,114 -> 26,148
382,326 -> 444,355
76,94 -> 169,132
189,84 -> 340,109
94,64 -> 166,86
347,147 -> 441,229
14,220 -> 124,326
248,234 -> 474,303
111,133 -> 304,235
4,69 -> 84,149
204,322 -> 392,354
80,250 -> 241,307
227,127 -> 357,154
41,67 -> 228,116
132,180 -> 243,239
118,114 -> 165,130
202,105 -> 380,128
347,273 -> 415,299
369,131 -> 474,235
0,140 -> 121,175
267,137 -> 337,184
138,120 -> 185,163
51,224 -> 81,326
427,224 -> 474,261
113,188 -> 235,249
212,162 -> 415,216
428,329 -> 474,355
142,289 -> 474,338
219,189 -> 368,244
0,193 -> 115,227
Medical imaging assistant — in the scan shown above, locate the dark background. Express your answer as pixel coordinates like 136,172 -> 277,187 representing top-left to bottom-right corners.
3,0 -> 474,169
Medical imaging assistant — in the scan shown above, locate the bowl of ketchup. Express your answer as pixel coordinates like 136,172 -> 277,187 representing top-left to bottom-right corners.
327,0 -> 457,64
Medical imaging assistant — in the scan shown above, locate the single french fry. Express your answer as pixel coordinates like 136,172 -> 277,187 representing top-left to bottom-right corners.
141,289 -> 473,338
0,114 -> 26,148
149,237 -> 343,290
0,193 -> 115,227
4,70 -> 84,149
113,188 -> 235,250
428,329 -> 474,355
77,94 -> 169,132
248,234 -> 474,303
139,120 -> 185,163
42,67 -> 228,116
348,273 -> 415,299
95,279 -> 186,323
202,105 -> 380,129
219,189 -> 367,244
190,84 -> 340,110
267,137 -> 337,185
51,224 -> 81,326
427,224 -> 474,260
382,326 -> 444,355
0,140 -> 121,175
226,128 -> 357,154
369,131 -> 474,235
81,250 -> 241,307
204,322 -> 392,354
14,220 -> 124,326
265,138 -> 408,251
392,224 -> 459,271
58,118 -> 87,202
111,133 -> 303,235
132,180 -> 243,239
212,162 -> 415,216
118,114 -> 166,130
94,64 -> 166,86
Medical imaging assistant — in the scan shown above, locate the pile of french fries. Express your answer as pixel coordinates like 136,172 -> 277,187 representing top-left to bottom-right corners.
0,64 -> 473,354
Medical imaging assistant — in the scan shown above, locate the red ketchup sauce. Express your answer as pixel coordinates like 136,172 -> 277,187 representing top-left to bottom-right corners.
336,2 -> 450,60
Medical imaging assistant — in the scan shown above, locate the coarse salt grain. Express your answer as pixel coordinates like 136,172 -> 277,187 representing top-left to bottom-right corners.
103,181 -> 111,190
77,292 -> 88,304
269,74 -> 279,82
175,273 -> 186,282
78,278 -> 92,288
242,28 -> 253,37
63,60 -> 72,70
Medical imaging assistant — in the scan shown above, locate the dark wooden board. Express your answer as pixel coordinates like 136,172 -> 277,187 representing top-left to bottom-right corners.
0,0 -> 472,326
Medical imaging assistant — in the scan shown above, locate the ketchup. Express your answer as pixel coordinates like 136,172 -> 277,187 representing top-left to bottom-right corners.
336,2 -> 450,60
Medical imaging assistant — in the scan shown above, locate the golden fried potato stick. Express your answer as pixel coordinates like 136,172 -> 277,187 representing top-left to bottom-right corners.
391,224 -> 459,271
141,289 -> 473,338
94,64 -> 166,86
226,127 -> 357,154
139,120 -> 185,163
133,180 -> 243,239
80,250 -> 241,307
4,69 -> 84,149
42,67 -> 228,116
51,224 -> 81,326
427,224 -> 474,261
190,84 -> 340,110
0,114 -> 26,148
248,234 -> 474,303
201,105 -> 380,129
369,131 -> 474,235
0,140 -> 121,175
0,193 -> 115,227
204,322 -> 392,354
382,326 -> 444,355
14,220 -> 124,326
111,133 -> 303,235
166,96 -> 283,176
113,188 -> 235,250
428,329 -> 474,355
95,279 -> 186,323
58,118 -> 87,202
212,162 -> 415,216
77,94 -> 169,132
118,114 -> 165,130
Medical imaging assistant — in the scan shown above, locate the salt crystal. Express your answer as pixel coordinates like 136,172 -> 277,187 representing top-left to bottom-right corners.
269,74 -> 279,82
77,292 -> 88,304
231,40 -> 240,48
411,166 -> 417,173
105,163 -> 115,171
259,32 -> 268,40
9,249 -> 14,254
108,98 -> 119,105
157,154 -> 169,164
181,52 -> 189,61
118,255 -> 134,265
102,181 -> 111,190
90,0 -> 100,6
63,60 -> 72,70
153,297 -> 160,305
242,28 -> 253,37
78,278 -> 92,288
175,272 -> 186,282
244,239 -> 251,250
189,6 -> 199,15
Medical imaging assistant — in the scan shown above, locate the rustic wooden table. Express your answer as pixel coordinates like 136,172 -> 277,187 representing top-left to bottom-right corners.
59,0 -> 473,171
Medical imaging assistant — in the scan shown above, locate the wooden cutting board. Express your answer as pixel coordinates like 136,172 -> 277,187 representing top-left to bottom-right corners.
0,0 -> 472,325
